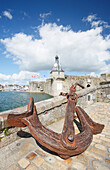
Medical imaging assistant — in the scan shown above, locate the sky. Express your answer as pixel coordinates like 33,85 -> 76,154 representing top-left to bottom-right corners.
0,0 -> 110,85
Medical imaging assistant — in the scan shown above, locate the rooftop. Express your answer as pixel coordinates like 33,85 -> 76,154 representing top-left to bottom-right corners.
50,56 -> 64,73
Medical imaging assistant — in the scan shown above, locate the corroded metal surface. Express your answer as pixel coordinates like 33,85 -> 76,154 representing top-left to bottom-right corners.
7,97 -> 34,127
7,84 -> 104,159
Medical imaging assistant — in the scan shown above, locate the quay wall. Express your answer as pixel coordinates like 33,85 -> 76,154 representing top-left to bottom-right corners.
0,84 -> 110,148
29,75 -> 102,96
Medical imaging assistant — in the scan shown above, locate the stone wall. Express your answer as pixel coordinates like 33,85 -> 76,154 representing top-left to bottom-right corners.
0,84 -> 110,148
29,74 -> 102,96
29,81 -> 45,92
101,73 -> 110,81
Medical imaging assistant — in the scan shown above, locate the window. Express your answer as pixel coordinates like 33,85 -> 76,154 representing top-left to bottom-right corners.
58,72 -> 60,75
88,95 -> 91,101
87,84 -> 90,88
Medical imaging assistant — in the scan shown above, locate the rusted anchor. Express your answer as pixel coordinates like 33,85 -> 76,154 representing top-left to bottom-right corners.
7,84 -> 104,159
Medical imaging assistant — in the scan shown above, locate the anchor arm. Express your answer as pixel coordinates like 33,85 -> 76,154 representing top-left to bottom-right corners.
77,106 -> 104,134
7,97 -> 34,127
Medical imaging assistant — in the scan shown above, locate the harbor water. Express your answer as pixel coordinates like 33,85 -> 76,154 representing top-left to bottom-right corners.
0,91 -> 53,113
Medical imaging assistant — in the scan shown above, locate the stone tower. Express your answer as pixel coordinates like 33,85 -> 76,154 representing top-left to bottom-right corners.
50,56 -> 65,96
50,56 -> 64,79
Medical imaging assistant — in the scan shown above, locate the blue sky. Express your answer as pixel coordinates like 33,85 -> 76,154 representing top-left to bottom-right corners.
0,0 -> 110,84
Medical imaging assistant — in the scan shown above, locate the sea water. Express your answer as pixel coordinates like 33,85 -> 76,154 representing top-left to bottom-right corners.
0,91 -> 52,113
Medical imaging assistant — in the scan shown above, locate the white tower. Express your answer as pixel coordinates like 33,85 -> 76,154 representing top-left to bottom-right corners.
50,56 -> 65,96
50,56 -> 64,79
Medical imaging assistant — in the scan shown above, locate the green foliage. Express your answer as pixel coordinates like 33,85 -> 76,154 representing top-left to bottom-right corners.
2,128 -> 10,136
0,136 -> 2,141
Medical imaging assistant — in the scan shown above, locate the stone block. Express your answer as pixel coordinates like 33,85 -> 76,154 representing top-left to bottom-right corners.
45,155 -> 56,164
75,153 -> 89,165
32,156 -> 44,167
41,161 -> 54,170
54,161 -> 67,170
34,148 -> 46,157
18,158 -> 30,169
36,102 -> 45,114
95,144 -> 106,151
105,158 -> 110,164
84,151 -> 103,161
100,136 -> 110,142
92,160 -> 109,170
7,164 -> 20,170
26,152 -> 37,160
71,161 -> 86,170
26,164 -> 38,170
90,147 -> 106,156
102,141 -> 110,147
0,116 -> 4,130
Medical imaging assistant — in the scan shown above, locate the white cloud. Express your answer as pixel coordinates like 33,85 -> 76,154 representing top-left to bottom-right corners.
40,12 -> 51,19
83,14 -> 97,22
0,16 -> 2,19
83,14 -> 110,29
0,71 -> 39,85
0,73 -> 11,81
22,11 -> 30,20
40,12 -> 51,25
90,72 -> 100,77
24,12 -> 28,16
57,18 -> 60,22
3,10 -> 13,20
1,15 -> 110,75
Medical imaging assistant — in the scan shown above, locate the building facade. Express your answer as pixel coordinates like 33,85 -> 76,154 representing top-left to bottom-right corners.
29,56 -> 102,96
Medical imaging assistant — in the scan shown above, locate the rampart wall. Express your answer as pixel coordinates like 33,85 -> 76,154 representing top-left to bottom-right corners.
29,75 -> 102,96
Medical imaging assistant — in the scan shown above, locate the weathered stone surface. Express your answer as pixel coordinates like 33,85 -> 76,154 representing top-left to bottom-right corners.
84,151 -> 103,161
90,147 -> 106,156
54,161 -> 67,170
95,144 -> 107,151
41,161 -> 54,170
47,118 -> 64,133
66,168 -> 74,170
102,141 -> 110,147
71,161 -> 86,170
64,158 -> 72,165
34,148 -> 47,157
93,138 -> 102,144
18,158 -> 30,169
7,164 -> 20,170
75,154 -> 89,165
45,155 -> 56,164
26,152 -> 37,160
105,158 -> 110,164
26,164 -> 38,170
0,138 -> 35,169
92,160 -> 109,170
32,156 -> 44,167
0,116 -> 4,129
100,136 -> 110,142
